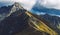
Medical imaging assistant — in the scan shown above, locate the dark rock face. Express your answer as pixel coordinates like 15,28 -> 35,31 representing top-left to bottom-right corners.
0,2 -> 29,35
0,9 -> 29,35
0,6 -> 12,14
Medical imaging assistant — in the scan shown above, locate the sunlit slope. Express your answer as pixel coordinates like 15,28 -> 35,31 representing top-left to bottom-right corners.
25,11 -> 58,35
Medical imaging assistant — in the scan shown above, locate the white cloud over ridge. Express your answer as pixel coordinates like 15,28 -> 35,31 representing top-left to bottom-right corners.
14,0 -> 60,10
1,0 -> 60,10
12,0 -> 37,10
0,0 -> 36,10
0,0 -> 12,2
35,12 -> 46,15
39,0 -> 60,10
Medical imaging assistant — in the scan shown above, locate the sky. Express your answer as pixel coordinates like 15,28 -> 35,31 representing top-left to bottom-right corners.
0,0 -> 60,10
0,0 -> 37,10
39,0 -> 60,9
0,0 -> 60,16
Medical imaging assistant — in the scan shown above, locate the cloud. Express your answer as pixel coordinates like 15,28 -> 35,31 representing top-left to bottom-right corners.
1,0 -> 60,10
12,0 -> 37,10
0,0 -> 37,10
39,0 -> 60,10
0,0 -> 12,2
36,12 -> 46,15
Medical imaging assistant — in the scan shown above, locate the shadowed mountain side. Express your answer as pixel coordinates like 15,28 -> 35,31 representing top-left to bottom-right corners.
0,5 -> 12,14
14,25 -> 49,35
0,9 -> 29,35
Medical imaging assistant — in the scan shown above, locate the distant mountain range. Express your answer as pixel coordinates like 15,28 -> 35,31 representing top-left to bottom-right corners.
0,3 -> 13,21
31,1 -> 60,15
0,2 -> 14,21
0,2 -> 60,35
40,14 -> 60,33
0,2 -> 14,7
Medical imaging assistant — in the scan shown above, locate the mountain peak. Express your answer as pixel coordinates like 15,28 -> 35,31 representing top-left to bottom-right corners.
7,2 -> 24,17
13,2 -> 23,9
